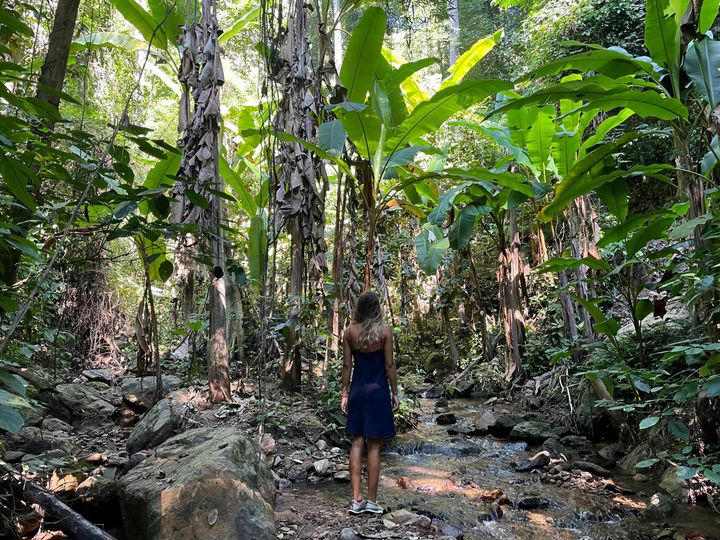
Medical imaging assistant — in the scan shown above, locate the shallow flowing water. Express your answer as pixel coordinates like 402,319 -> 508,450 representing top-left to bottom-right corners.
282,398 -> 720,539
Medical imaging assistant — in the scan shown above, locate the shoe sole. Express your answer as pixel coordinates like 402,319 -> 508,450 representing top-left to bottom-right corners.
348,508 -> 365,515
363,508 -> 383,514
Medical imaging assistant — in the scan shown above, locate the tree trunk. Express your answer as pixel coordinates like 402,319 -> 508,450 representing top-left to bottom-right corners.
569,198 -> 595,342
498,210 -> 525,381
467,248 -> 492,362
447,0 -> 460,65
36,0 -> 81,110
327,174 -> 345,358
282,219 -> 303,390
441,306 -> 459,371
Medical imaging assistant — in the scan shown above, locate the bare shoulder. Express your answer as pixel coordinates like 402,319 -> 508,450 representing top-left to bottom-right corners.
383,326 -> 393,339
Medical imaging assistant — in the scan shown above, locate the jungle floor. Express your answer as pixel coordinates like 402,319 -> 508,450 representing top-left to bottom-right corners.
2,370 -> 720,540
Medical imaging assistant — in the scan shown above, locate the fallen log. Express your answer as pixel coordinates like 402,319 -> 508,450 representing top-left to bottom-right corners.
0,460 -> 116,540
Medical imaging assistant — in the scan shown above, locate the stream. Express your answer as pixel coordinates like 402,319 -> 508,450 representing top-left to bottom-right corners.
278,398 -> 720,539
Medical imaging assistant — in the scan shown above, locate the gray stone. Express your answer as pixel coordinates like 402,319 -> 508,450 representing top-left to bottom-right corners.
333,471 -> 350,482
3,451 -> 24,462
9,426 -> 72,454
385,509 -> 418,525
41,416 -> 73,433
541,438 -> 568,458
315,439 -> 328,451
313,458 -> 330,476
126,398 -> 179,454
659,467 -> 692,503
509,421 -> 555,444
120,375 -> 182,411
597,442 -> 623,466
574,460 -> 611,477
644,492 -> 674,521
574,386 -> 616,441
43,383 -> 115,422
340,528 -> 361,540
475,412 -> 497,434
617,443 -> 653,473
436,413 -> 457,425
488,413 -> 522,437
515,451 -> 550,472
119,427 -> 275,540
633,473 -> 650,482
560,435 -> 594,452
82,369 -> 114,384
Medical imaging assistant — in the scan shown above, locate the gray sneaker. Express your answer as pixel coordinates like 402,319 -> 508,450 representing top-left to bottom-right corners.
349,500 -> 366,515
363,501 -> 384,514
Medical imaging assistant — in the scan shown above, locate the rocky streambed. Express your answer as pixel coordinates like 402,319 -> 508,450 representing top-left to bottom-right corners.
276,398 -> 720,540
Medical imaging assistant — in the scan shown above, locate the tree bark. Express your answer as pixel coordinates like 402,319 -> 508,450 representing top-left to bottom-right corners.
36,0 -> 81,110
282,219 -> 303,390
441,306 -> 459,371
498,210 -> 525,381
447,0 -> 460,65
568,198 -> 595,342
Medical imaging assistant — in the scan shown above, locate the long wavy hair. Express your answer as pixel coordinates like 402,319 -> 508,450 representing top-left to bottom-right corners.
353,291 -> 384,348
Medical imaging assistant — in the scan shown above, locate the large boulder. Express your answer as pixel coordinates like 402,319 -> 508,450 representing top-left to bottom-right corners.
82,369 -> 115,384
126,398 -> 179,454
617,443 -> 654,474
41,384 -> 115,424
119,427 -> 276,540
508,421 -> 555,444
476,412 -> 522,437
659,467 -> 691,503
121,375 -> 182,411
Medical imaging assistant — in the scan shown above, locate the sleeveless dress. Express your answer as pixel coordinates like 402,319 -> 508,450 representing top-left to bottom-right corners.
346,345 -> 396,439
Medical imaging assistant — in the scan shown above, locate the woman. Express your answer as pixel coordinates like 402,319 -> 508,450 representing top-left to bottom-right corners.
340,291 -> 399,515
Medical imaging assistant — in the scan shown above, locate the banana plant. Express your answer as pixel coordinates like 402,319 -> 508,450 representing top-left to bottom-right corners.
317,7 -> 510,287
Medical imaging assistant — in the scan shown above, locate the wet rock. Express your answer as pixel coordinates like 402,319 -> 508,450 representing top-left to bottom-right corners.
42,384 -> 115,423
574,460 -> 611,477
479,412 -> 522,437
439,522 -> 461,537
541,438 -> 568,458
551,425 -> 574,438
474,412 -> 497,434
575,386 -> 616,441
633,473 -> 650,482
82,369 -> 114,384
516,496 -> 550,510
450,380 -> 475,398
340,528 -> 361,540
120,375 -> 182,412
313,459 -> 330,476
75,476 -> 120,517
9,426 -> 72,454
436,413 -> 457,425
446,422 -> 479,435
260,433 -> 276,454
435,397 -> 449,408
643,492 -> 674,521
509,421 -> 555,444
123,451 -> 150,474
560,435 -> 594,452
119,427 -> 275,540
515,451 -> 550,472
659,467 -> 692,503
126,398 -> 179,454
597,442 -> 623,466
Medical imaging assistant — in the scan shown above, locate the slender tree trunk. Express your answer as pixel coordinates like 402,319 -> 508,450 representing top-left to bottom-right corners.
447,0 -> 460,65
441,306 -> 459,371
498,210 -> 525,381
568,199 -> 595,342
283,219 -> 303,390
36,0 -> 81,110
467,248 -> 492,362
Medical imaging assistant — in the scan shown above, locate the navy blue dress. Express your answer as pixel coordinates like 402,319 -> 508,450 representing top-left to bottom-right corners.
346,346 -> 395,439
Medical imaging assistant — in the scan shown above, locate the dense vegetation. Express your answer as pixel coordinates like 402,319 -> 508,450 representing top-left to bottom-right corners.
1,0 -> 720,528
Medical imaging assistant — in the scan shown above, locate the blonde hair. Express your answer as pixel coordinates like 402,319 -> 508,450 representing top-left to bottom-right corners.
353,291 -> 384,348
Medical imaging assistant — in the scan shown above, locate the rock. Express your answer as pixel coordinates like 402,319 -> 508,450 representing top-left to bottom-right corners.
260,433 -> 276,454
40,416 -> 73,433
446,422 -> 479,435
475,412 -> 497,434
560,435 -> 594,452
574,386 -> 616,441
123,451 -> 150,474
488,413 -> 522,438
330,447 -> 341,454
436,413 -> 457,425
644,492 -> 674,521
617,443 -> 653,473
515,451 -> 550,472
597,442 -> 624,466
315,439 -> 328,451
439,523 -> 461,537
333,471 -> 350,482
509,421 -> 555,444
541,438 -> 567,458
75,476 -> 120,516
340,528 -> 361,540
425,351 -> 449,374
119,427 -> 275,540
42,384 -> 115,423
126,398 -> 179,454
120,375 -> 182,411
633,473 -> 650,482
574,461 -> 611,477
435,398 -> 449,408
659,467 -> 692,503
82,369 -> 114,384
385,509 -> 419,526
422,385 -> 444,399
450,380 -> 474,398
516,497 -> 550,510
9,426 -> 71,454
3,451 -> 24,462
313,459 -> 330,476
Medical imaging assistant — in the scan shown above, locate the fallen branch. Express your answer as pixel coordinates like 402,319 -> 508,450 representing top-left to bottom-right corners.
0,460 -> 116,540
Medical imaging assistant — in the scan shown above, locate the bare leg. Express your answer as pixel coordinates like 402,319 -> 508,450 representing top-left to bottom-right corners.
366,438 -> 381,502
349,436 -> 364,501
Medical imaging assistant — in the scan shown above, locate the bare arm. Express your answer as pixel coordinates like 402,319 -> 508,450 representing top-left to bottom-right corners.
384,327 -> 398,396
